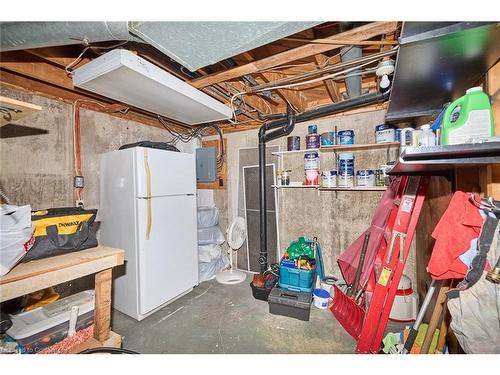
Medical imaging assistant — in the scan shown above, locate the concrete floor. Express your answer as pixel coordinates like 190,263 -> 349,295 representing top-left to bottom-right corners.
112,275 -> 357,354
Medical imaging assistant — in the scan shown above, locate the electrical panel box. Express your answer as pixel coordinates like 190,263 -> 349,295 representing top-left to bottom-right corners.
196,147 -> 217,182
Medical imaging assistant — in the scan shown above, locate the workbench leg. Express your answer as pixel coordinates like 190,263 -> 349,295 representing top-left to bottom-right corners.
94,268 -> 112,342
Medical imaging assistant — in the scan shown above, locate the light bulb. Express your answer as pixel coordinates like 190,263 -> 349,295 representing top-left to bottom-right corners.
380,74 -> 390,89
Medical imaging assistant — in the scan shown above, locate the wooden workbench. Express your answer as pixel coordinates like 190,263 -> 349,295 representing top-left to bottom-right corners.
0,246 -> 125,352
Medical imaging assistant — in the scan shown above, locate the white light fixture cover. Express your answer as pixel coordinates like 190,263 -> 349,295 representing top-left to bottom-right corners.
72,49 -> 232,125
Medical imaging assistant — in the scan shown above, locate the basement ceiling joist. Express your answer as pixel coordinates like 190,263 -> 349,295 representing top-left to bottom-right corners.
189,22 -> 398,88
0,21 -> 401,132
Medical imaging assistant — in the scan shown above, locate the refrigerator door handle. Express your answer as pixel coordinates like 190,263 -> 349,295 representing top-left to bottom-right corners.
143,148 -> 152,240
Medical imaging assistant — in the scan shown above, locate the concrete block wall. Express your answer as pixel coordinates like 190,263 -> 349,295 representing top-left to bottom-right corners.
0,86 -> 176,210
0,85 -> 178,296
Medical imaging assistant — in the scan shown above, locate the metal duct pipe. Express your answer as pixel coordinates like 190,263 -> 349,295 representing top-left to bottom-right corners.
257,90 -> 389,274
258,105 -> 295,274
0,22 -> 143,51
339,23 -> 363,98
341,46 -> 363,98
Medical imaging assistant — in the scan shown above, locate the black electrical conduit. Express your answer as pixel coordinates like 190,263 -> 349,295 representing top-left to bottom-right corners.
257,90 -> 390,274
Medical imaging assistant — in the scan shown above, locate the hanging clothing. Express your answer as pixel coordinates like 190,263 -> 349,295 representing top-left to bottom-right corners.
427,191 -> 484,280
447,216 -> 500,354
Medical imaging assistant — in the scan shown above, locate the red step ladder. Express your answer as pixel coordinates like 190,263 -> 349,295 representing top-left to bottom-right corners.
330,175 -> 429,353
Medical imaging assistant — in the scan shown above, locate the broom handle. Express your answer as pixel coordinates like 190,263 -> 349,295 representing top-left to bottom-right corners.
348,232 -> 370,298
402,279 -> 437,354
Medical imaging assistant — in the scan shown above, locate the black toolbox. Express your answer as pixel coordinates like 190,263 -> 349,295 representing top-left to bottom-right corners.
268,287 -> 312,321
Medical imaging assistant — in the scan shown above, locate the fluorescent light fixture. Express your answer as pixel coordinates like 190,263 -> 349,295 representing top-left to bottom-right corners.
72,49 -> 232,125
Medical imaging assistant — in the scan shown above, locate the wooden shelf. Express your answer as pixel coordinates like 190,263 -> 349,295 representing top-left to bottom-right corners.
0,246 -> 125,352
272,142 -> 400,156
0,246 -> 124,301
0,96 -> 42,127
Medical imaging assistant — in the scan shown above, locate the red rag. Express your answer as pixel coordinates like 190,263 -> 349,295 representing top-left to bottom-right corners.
428,191 -> 483,280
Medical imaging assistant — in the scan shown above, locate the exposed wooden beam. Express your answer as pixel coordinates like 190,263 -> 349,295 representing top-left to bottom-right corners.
282,37 -> 398,46
258,71 -> 309,111
314,54 -> 341,103
190,22 -> 398,88
26,48 -> 91,70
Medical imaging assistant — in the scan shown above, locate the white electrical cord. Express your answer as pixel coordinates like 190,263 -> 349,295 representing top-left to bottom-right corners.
65,41 -> 129,75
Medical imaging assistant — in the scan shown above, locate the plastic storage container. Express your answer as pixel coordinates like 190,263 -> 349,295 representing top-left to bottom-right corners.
279,266 -> 317,293
441,87 -> 494,145
278,239 -> 325,293
268,287 -> 312,321
7,290 -> 95,353
250,282 -> 273,302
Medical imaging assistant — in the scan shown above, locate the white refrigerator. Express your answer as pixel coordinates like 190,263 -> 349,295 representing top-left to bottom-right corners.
99,147 -> 198,321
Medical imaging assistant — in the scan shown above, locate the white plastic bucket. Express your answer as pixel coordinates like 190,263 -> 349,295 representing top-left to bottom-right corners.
313,288 -> 331,309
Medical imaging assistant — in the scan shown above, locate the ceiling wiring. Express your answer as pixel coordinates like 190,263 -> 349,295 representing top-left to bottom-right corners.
228,57 -> 382,122
65,41 -> 129,75
157,116 -> 226,171
259,46 -> 355,74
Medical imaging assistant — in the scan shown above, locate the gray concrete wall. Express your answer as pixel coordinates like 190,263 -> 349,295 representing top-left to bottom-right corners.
0,86 -> 175,210
210,109 -> 416,283
0,86 -> 178,296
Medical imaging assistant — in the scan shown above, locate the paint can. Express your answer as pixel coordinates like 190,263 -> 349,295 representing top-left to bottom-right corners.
337,152 -> 354,187
321,170 -> 337,188
356,169 -> 375,187
305,133 -> 320,149
375,124 -> 395,144
308,124 -> 318,134
313,288 -> 331,309
287,136 -> 300,151
305,170 -> 320,185
320,132 -> 336,147
337,130 -> 355,145
400,127 -> 414,146
374,169 -> 386,187
304,151 -> 320,170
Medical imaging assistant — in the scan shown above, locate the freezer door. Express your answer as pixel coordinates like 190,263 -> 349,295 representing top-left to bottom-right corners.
134,147 -> 196,198
136,195 -> 198,316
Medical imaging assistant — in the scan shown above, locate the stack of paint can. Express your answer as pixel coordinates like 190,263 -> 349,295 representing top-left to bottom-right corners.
306,124 -> 320,149
304,151 -> 320,186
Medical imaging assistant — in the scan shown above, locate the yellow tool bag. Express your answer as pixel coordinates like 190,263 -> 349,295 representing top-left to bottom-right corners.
23,207 -> 98,262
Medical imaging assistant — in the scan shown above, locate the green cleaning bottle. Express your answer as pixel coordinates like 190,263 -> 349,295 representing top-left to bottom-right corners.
441,87 -> 494,145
